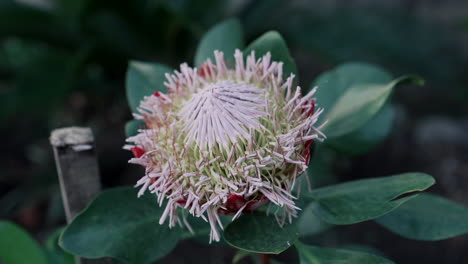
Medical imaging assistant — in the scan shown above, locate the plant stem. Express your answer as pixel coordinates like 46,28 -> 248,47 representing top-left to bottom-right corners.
260,254 -> 270,264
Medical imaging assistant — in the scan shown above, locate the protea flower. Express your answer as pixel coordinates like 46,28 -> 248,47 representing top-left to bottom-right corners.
125,50 -> 325,242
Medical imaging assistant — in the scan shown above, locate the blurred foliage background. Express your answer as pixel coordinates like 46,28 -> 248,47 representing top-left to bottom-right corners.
1,0 -> 467,263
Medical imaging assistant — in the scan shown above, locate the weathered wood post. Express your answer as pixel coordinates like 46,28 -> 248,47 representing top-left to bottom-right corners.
50,127 -> 110,264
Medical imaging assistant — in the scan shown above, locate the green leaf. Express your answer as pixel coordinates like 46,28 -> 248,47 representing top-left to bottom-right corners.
295,242 -> 394,264
87,12 -> 155,59
312,63 -> 392,118
325,104 -> 395,155
224,212 -> 298,254
232,249 -> 258,264
125,119 -> 145,138
339,244 -> 386,258
55,0 -> 90,28
0,3 -> 78,48
0,221 -> 48,264
194,18 -> 244,67
186,213 -> 231,244
304,173 -> 435,225
10,42 -> 92,118
304,144 -> 337,189
311,63 -> 422,155
60,187 -> 183,264
322,74 -> 423,139
376,193 -> 468,241
126,61 -> 172,113
297,202 -> 333,237
244,31 -> 298,80
45,228 -> 75,264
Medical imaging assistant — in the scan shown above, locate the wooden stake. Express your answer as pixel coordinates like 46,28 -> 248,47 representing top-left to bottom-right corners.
50,127 -> 110,264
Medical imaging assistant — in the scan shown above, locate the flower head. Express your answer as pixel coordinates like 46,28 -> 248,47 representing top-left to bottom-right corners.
125,50 -> 325,242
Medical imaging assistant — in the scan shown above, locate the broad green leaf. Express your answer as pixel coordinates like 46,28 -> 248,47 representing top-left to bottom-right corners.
125,119 -> 145,138
376,193 -> 468,240
322,74 -> 423,139
297,202 -> 333,237
187,213 -> 231,245
45,228 -> 75,264
304,173 -> 435,225
295,242 -> 394,264
339,244 -> 386,258
304,144 -> 337,189
60,187 -> 183,264
0,221 -> 48,264
224,212 -> 298,254
312,63 -> 392,118
311,63 -> 395,155
126,61 -> 172,113
326,103 -> 395,156
194,18 -> 244,66
244,31 -> 298,80
310,63 -> 422,155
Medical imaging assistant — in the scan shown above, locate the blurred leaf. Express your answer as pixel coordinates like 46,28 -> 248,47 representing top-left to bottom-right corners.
16,52 -> 72,112
45,228 -> 75,264
239,0 -> 286,36
462,15 -> 468,32
194,18 -> 244,66
126,61 -> 172,112
54,0 -> 90,28
304,173 -> 435,225
322,74 -> 423,139
340,244 -> 386,258
232,249 -> 258,264
376,193 -> 468,240
244,31 -> 298,80
86,12 -> 155,59
295,242 -> 394,264
164,0 -> 227,27
0,2 -> 78,48
224,212 -> 298,254
60,187 -> 183,264
285,8 -> 463,87
9,41 -> 93,118
125,119 -> 145,138
0,221 -> 48,264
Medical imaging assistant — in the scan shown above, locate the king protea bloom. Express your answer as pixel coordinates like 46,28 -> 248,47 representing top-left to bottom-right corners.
125,50 -> 325,242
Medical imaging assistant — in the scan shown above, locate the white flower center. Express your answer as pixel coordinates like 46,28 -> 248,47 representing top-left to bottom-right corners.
179,80 -> 267,149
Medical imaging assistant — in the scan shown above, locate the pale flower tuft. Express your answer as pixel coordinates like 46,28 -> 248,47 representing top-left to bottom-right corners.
125,49 -> 325,242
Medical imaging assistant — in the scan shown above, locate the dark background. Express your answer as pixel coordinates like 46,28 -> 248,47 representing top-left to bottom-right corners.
1,0 -> 467,263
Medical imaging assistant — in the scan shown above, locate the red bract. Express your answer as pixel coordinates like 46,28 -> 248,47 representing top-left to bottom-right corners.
244,196 -> 269,213
218,194 -> 268,215
304,100 -> 315,117
199,63 -> 211,78
131,146 -> 145,158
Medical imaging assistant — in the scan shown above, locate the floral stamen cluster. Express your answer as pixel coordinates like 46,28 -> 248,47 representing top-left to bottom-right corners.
125,49 -> 325,242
